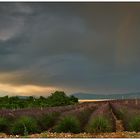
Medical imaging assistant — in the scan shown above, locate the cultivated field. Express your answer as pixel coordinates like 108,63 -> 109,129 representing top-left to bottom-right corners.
0,99 -> 140,138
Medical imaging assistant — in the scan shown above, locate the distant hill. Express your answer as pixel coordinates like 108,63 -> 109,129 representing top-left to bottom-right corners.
72,92 -> 140,100
17,96 -> 30,99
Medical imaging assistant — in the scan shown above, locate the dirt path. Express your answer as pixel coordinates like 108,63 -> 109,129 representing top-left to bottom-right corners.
1,132 -> 140,138
110,104 -> 124,132
28,132 -> 140,138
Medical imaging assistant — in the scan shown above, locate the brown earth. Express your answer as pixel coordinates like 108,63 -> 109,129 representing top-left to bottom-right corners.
1,132 -> 140,138
110,106 -> 124,132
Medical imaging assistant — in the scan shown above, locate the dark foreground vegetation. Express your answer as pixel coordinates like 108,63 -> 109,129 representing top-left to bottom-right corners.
0,91 -> 78,109
0,97 -> 140,137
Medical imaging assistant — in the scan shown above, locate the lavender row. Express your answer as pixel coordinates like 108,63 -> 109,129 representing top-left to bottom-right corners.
110,102 -> 140,131
86,102 -> 115,132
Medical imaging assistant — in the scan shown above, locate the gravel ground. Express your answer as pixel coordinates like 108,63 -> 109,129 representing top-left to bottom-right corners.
1,132 -> 140,138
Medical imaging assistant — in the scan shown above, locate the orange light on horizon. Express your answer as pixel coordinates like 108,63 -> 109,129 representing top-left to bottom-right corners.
0,83 -> 56,96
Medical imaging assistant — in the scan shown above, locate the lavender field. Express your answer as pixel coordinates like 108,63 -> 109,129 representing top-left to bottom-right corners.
0,99 -> 140,138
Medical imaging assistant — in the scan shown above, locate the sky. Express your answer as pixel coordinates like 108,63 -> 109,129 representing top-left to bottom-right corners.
0,2 -> 140,96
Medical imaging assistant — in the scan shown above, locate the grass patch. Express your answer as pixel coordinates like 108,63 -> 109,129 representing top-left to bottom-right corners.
54,115 -> 81,133
10,116 -> 39,135
86,116 -> 112,133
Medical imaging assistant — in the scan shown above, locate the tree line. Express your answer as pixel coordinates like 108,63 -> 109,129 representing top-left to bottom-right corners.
0,91 -> 78,109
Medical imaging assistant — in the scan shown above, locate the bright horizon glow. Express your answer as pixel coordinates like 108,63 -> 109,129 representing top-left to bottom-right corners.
0,83 -> 57,97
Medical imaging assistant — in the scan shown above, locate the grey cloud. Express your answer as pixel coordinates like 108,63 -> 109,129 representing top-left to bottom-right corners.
0,3 -> 140,94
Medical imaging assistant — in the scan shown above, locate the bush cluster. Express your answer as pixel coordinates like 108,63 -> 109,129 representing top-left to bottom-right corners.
86,116 -> 112,133
128,116 -> 140,132
0,117 -> 9,133
38,112 -> 60,130
54,116 -> 81,133
11,116 -> 39,135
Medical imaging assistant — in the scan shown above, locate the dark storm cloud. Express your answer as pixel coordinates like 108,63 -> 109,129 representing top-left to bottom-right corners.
0,2 -> 140,94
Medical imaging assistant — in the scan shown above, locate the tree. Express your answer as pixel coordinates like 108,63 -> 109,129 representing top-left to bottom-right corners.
46,91 -> 76,106
39,96 -> 46,100
69,95 -> 78,103
28,96 -> 34,101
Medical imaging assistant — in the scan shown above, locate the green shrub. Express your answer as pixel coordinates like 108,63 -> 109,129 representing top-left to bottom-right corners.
86,116 -> 112,133
39,112 -> 59,130
10,116 -> 39,135
128,116 -> 140,132
54,116 -> 81,133
0,117 -> 9,132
